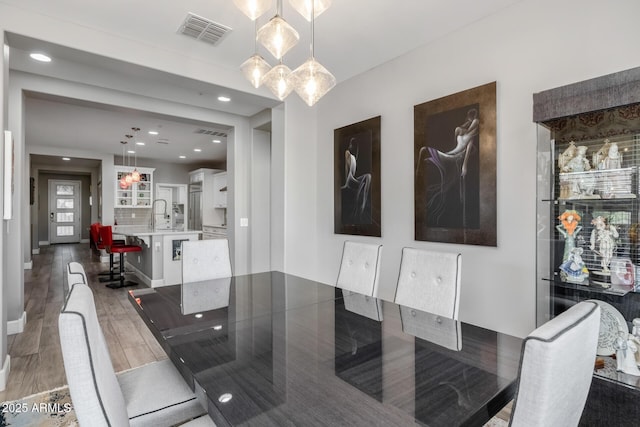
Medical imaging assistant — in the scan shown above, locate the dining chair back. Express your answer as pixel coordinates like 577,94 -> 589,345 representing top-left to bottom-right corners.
66,261 -> 87,289
59,283 -> 206,426
336,241 -> 382,296
182,239 -> 232,283
394,247 -> 461,319
509,301 -> 600,427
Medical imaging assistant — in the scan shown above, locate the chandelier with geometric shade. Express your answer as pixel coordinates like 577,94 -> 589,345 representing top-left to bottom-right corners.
235,0 -> 335,106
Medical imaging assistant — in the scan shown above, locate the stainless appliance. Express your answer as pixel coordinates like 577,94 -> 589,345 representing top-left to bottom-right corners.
188,182 -> 202,230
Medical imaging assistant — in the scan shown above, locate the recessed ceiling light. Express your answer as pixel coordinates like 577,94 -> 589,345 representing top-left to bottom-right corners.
62,157 -> 70,161
30,53 -> 51,62
212,139 -> 221,144
195,313 -> 203,319
217,96 -> 231,102
213,325 -> 223,331
179,155 -> 186,159
136,142 -> 145,146
148,131 -> 159,135
127,150 -> 135,154
194,148 -> 202,152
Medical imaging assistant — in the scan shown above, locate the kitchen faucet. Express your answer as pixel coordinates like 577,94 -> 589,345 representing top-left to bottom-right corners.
151,199 -> 168,230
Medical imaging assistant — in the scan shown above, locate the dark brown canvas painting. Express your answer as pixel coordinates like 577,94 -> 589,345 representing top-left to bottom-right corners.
334,116 -> 381,237
414,82 -> 496,246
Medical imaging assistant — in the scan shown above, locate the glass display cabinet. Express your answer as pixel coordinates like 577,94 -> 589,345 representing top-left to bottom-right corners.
535,67 -> 640,425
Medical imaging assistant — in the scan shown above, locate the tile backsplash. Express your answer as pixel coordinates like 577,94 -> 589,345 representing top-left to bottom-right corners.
115,208 -> 152,227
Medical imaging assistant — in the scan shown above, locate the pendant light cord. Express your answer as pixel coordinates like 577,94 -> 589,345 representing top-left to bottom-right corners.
310,0 -> 315,57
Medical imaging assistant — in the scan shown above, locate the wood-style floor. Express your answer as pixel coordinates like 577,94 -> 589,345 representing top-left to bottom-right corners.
0,242 -> 166,402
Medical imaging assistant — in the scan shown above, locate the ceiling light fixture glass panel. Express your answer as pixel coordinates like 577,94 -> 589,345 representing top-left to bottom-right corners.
233,0 -> 272,20
288,0 -> 331,21
262,63 -> 294,100
257,15 -> 299,60
240,54 -> 272,88
290,57 -> 335,106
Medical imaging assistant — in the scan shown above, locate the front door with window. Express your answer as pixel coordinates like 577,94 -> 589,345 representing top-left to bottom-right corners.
48,180 -> 81,244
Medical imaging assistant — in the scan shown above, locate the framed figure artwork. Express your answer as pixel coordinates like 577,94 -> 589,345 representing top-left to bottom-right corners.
414,82 -> 497,246
334,116 -> 381,237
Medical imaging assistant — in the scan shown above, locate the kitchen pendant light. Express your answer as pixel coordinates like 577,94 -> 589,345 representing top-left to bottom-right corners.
119,140 -> 130,189
130,128 -> 141,183
288,0 -> 331,21
233,0 -> 272,20
289,0 -> 335,106
240,21 -> 272,88
257,0 -> 299,60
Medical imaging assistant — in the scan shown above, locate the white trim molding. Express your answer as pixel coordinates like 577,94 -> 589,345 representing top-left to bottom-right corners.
7,311 -> 27,335
32,248 -> 40,255
38,240 -> 50,246
0,355 -> 10,391
24,260 -> 33,270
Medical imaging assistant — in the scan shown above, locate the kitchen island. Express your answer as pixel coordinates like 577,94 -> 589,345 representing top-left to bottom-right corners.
114,226 -> 202,287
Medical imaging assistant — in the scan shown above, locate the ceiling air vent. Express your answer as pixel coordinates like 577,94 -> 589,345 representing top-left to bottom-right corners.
194,129 -> 228,137
156,139 -> 170,145
178,13 -> 232,46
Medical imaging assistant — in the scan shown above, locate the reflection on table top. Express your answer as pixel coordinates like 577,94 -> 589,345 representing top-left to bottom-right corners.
129,271 -> 522,427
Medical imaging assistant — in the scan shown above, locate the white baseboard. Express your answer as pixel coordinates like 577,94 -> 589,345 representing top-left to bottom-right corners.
39,241 -> 50,246
32,248 -> 40,255
24,260 -> 33,270
7,311 -> 27,335
0,355 -> 10,391
80,238 -> 89,243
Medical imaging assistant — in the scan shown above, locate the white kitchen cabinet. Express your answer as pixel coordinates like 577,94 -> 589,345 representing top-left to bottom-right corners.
213,171 -> 227,208
115,166 -> 154,208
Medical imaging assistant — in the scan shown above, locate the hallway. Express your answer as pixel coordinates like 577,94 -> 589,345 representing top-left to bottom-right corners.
0,243 -> 166,401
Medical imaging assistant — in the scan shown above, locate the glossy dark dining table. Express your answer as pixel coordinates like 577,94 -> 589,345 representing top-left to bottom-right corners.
128,271 -> 522,427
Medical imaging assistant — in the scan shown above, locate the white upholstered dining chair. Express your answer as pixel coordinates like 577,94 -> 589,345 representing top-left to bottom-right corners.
394,247 -> 461,319
509,301 -> 600,427
66,261 -> 87,289
58,283 -> 209,426
336,241 -> 382,296
182,239 -> 232,283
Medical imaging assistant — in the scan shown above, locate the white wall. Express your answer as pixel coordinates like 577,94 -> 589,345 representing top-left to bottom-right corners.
303,0 -> 640,338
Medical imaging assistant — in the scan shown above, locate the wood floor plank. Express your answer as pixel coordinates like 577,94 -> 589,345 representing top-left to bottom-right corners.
0,354 -> 39,401
9,318 -> 43,356
36,347 -> 67,391
123,344 -> 157,367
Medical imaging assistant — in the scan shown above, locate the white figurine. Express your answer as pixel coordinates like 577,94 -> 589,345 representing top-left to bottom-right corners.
593,139 -> 611,170
558,141 -> 577,171
603,142 -> 623,169
614,333 -> 640,376
559,247 -> 588,283
562,145 -> 591,172
590,216 -> 619,273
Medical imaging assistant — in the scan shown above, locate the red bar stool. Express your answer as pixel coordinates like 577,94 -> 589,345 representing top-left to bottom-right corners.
91,223 -> 125,282
99,225 -> 142,289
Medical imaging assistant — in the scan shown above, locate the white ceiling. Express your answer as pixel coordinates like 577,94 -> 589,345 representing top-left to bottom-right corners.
3,0 -> 524,165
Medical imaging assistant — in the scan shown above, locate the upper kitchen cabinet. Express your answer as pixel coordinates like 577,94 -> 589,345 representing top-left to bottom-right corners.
213,171 -> 227,208
115,166 -> 154,208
